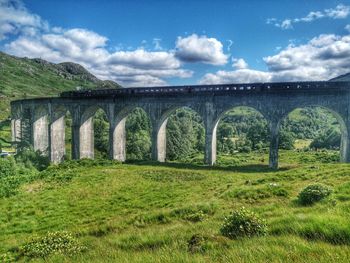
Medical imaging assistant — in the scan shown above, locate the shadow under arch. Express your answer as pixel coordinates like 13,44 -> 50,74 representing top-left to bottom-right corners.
212,106 -> 270,165
155,105 -> 205,162
279,105 -> 348,163
111,105 -> 152,162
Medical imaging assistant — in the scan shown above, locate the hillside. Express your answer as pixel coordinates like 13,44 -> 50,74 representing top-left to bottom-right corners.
1,151 -> 350,262
329,72 -> 350,81
0,51 -> 121,118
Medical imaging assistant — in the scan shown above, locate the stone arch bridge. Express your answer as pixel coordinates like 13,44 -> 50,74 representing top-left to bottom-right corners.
10,81 -> 350,169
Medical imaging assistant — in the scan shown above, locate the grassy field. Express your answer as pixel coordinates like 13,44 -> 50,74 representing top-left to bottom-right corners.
1,150 -> 350,262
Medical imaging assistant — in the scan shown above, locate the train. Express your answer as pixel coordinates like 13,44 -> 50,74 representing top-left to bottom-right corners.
60,81 -> 338,98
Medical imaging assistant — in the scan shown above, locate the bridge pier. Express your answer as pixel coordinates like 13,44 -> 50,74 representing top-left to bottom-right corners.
339,118 -> 350,163
49,115 -> 65,163
269,121 -> 279,169
151,119 -> 167,162
32,108 -> 49,153
204,122 -> 217,165
79,116 -> 94,159
110,118 -> 126,161
11,118 -> 21,143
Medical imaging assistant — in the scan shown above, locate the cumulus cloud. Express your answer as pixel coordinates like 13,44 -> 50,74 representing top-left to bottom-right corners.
107,49 -> 180,69
0,0 -> 47,40
200,69 -> 272,84
346,24 -> 350,32
232,58 -> 248,69
175,34 -> 229,65
268,4 -> 350,30
5,31 -> 193,86
1,0 -> 196,87
200,33 -> 350,84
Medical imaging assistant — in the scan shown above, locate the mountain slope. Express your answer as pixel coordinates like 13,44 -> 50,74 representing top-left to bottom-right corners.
329,72 -> 350,81
0,51 -> 121,97
0,51 -> 121,118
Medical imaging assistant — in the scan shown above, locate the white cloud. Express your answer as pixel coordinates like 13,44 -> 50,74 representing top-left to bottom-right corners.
269,4 -> 350,30
0,0 -> 47,40
1,0 -> 196,87
175,34 -> 229,65
325,4 -> 350,18
346,24 -> 350,32
107,49 -> 180,69
4,24 -> 195,87
232,58 -> 248,69
200,69 -> 272,84
200,33 -> 350,84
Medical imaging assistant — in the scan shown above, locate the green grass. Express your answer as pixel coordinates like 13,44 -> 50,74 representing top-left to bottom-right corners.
1,150 -> 350,262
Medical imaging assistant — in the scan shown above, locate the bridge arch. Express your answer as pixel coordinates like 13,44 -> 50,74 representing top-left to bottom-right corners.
111,105 -> 152,161
153,105 -> 204,162
78,105 -> 110,159
278,105 -> 349,164
208,106 -> 269,165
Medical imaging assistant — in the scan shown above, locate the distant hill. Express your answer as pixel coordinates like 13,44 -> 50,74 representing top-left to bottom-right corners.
329,72 -> 350,81
0,51 -> 121,118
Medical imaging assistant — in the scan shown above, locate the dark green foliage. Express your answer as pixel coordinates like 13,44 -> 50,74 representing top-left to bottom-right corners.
0,252 -> 16,262
298,184 -> 332,205
188,234 -> 206,253
0,175 -> 21,198
184,210 -> 206,222
310,128 -> 341,150
246,121 -> 269,150
281,108 -> 339,140
15,147 -> 50,171
166,108 -> 204,160
93,110 -> 109,157
126,108 -> 152,160
0,156 -> 17,177
220,207 -> 267,239
0,156 -> 37,198
20,231 -> 86,258
278,130 -> 295,150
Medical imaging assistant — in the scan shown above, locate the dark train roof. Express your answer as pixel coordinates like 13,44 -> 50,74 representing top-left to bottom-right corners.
60,81 -> 350,98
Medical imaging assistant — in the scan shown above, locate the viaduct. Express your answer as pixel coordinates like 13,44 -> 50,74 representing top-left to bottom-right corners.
10,81 -> 350,169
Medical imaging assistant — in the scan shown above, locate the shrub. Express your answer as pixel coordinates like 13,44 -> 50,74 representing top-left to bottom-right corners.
184,211 -> 206,222
187,234 -> 206,253
20,231 -> 86,258
220,207 -> 267,239
15,147 -> 49,171
0,157 -> 17,178
298,184 -> 332,205
0,252 -> 16,262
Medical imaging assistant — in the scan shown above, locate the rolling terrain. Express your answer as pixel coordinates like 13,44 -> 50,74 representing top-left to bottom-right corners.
1,151 -> 350,262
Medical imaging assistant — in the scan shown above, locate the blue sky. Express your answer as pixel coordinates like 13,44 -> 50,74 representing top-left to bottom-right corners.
0,0 -> 350,87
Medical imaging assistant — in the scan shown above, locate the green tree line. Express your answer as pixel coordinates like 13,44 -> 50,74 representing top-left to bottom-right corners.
90,107 -> 341,161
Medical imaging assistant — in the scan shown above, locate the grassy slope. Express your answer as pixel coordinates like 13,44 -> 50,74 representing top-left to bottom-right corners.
1,151 -> 350,262
0,52 -> 120,146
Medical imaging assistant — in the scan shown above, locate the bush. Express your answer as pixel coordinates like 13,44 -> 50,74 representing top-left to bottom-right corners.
15,147 -> 49,171
184,211 -> 206,222
20,231 -> 86,258
0,252 -> 16,262
220,207 -> 267,239
187,234 -> 206,253
0,157 -> 17,178
298,184 -> 332,205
